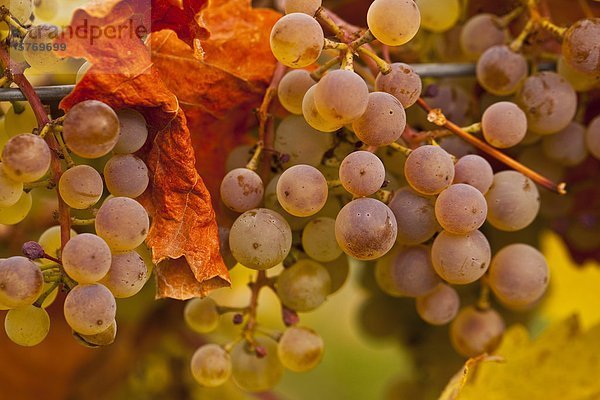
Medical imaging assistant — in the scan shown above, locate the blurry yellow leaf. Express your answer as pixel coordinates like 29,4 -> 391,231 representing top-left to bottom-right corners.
438,354 -> 503,400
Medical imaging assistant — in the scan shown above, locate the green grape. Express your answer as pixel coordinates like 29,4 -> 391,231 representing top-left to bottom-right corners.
404,145 -> 454,195
63,283 -> 116,335
541,122 -> 588,167
367,0 -> 420,46
231,337 -> 283,392
481,101 -> 527,148
388,187 -> 439,245
284,0 -> 321,15
302,217 -> 342,262
0,256 -> 43,308
375,245 -> 440,297
1,133 -> 51,182
489,243 -> 549,309
104,154 -> 149,198
476,45 -> 528,96
4,305 -> 50,346
101,250 -> 148,298
375,62 -> 422,108
587,116 -> 600,159
0,0 -> 33,23
75,61 -> 91,84
226,144 -> 253,172
270,13 -> 324,68
485,171 -> 540,231
416,283 -> 459,325
220,168 -> 264,213
184,297 -> 220,333
557,56 -> 599,92
561,18 -> 600,76
33,0 -> 57,20
0,191 -> 32,224
276,164 -> 328,217
415,0 -> 459,33
450,306 -> 505,357
4,103 -> 38,137
323,255 -> 349,294
114,109 -> 148,154
229,208 -> 292,270
301,85 -> 343,132
277,326 -> 324,372
277,69 -> 316,114
431,230 -> 491,285
435,184 -> 487,234
314,69 -> 369,125
460,14 -> 508,60
58,164 -> 103,209
0,165 -> 23,207
63,100 -> 120,159
95,197 -> 149,251
274,115 -> 334,166
23,24 -> 63,72
37,225 -> 77,266
73,319 -> 117,347
277,259 -> 331,312
62,233 -> 112,284
352,92 -> 406,147
439,135 -> 476,158
452,155 -> 494,194
191,344 -> 232,387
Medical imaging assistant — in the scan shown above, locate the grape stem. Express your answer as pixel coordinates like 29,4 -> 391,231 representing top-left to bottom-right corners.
0,11 -> 28,36
52,129 -> 75,168
416,98 -> 567,194
461,122 -> 482,134
357,47 -> 391,74
23,178 -> 55,192
34,281 -> 59,307
388,141 -> 413,157
71,217 -> 96,226
310,55 -> 342,80
476,276 -> 491,311
242,270 -> 269,344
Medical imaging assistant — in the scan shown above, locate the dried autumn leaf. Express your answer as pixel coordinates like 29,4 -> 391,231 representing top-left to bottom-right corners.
151,0 -> 210,56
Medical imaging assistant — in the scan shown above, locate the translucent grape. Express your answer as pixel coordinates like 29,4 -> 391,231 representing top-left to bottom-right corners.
422,84 -> 471,126
302,217 -> 342,262
274,115 -> 334,166
278,69 -> 316,115
516,72 -> 577,135
0,256 -> 43,308
276,164 -> 327,217
415,0 -> 459,33
0,0 -> 33,23
75,61 -> 91,84
229,208 -> 292,270
352,92 -> 406,146
435,184 -> 487,234
587,116 -> 600,159
338,151 -> 385,196
481,101 -> 527,148
375,245 -> 440,297
561,18 -> 600,76
73,320 -> 117,347
335,198 -> 397,260
489,243 -> 549,309
541,122 -> 588,166
113,109 -> 148,154
95,197 -> 149,251
63,100 -> 120,158
450,306 -> 505,357
184,297 -> 220,333
431,230 -> 491,284
476,45 -> 528,96
284,0 -> 321,16
4,305 -> 50,346
220,168 -> 264,213
388,187 -> 439,245
375,63 -> 422,108
277,258 -> 331,312
39,281 -> 58,308
58,165 -> 103,209
0,165 -> 23,207
23,24 -> 63,72
517,146 -> 565,185
439,135 -> 476,158
416,283 -> 460,325
3,103 -> 37,137
103,251 -> 149,298
104,154 -> 149,198
453,155 -> 494,194
324,255 -> 349,294
62,233 -> 112,284
460,14 -> 508,59
37,225 -> 77,266
0,191 -> 32,224
191,344 -> 232,387
404,145 -> 454,195
63,283 -> 116,335
1,133 -> 51,182
367,0 -> 420,46
302,85 -> 343,132
314,70 -> 369,125
557,56 -> 600,92
277,326 -> 324,372
485,171 -> 540,231
226,144 -> 253,171
270,13 -> 324,68
33,0 -> 58,20
231,337 -> 284,392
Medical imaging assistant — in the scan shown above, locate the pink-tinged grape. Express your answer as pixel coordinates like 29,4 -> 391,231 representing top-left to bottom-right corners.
561,18 -> 600,76
276,164 -> 327,217
404,145 -> 454,195
367,0 -> 420,46
339,151 -> 385,197
63,100 -> 120,158
516,72 -> 577,135
388,187 -> 439,245
4,305 -> 50,346
439,135 -> 476,158
0,165 -> 23,207
302,85 -> 344,132
62,233 -> 112,284
73,320 -> 117,347
435,184 -> 487,234
229,208 -> 292,270
375,63 -> 422,108
335,198 -> 397,260
485,171 -> 540,231
231,337 -> 284,392
0,191 -> 32,225
278,326 -> 324,372
0,256 -> 43,308
476,45 -> 528,96
104,154 -> 149,198
284,0 -> 321,16
489,244 -> 549,309
113,109 -> 148,154
460,14 -> 508,59
95,197 -> 149,251
302,217 -> 342,262
1,133 -> 51,182
416,283 -> 460,325
375,245 -> 440,297
541,122 -> 588,167
270,13 -> 324,68
352,92 -> 406,146
450,306 -> 505,357
278,69 -> 316,115
557,56 -> 600,92
415,0 -> 459,33
431,230 -> 491,284
587,116 -> 600,159
314,70 -> 369,125
63,283 -> 116,335
191,344 -> 232,387
275,115 -> 334,166
58,165 -> 103,209
220,168 -> 264,213
277,259 -> 331,312
453,155 -> 494,194
481,101 -> 527,148
100,251 -> 148,298
184,297 -> 220,333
